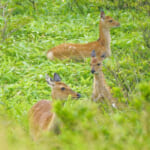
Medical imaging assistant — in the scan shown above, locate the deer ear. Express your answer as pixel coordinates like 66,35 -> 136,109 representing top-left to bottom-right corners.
100,11 -> 105,19
91,50 -> 96,57
46,74 -> 54,87
54,73 -> 61,82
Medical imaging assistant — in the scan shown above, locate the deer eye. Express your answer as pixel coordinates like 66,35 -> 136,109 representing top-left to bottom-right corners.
61,87 -> 65,91
97,63 -> 101,66
109,20 -> 113,22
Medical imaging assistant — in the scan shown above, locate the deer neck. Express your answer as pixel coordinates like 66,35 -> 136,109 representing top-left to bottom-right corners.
99,22 -> 111,56
94,71 -> 105,89
51,90 -> 57,100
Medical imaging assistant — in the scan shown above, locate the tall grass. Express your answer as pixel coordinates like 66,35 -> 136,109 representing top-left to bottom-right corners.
0,0 -> 150,149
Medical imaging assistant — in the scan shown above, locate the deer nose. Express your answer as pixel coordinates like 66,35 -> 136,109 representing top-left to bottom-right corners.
91,70 -> 95,74
77,93 -> 81,98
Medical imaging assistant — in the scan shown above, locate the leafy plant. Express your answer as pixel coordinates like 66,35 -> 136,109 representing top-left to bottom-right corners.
0,0 -> 150,150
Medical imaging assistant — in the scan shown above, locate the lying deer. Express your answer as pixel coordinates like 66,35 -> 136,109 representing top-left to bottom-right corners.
29,73 -> 80,140
90,50 -> 117,108
47,11 -> 120,60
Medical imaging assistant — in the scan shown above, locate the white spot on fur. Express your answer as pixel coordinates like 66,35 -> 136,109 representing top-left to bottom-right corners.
69,46 -> 76,50
47,51 -> 53,60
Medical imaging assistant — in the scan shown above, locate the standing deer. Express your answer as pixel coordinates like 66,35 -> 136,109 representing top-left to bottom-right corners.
90,50 -> 117,108
47,11 -> 120,60
29,73 -> 80,140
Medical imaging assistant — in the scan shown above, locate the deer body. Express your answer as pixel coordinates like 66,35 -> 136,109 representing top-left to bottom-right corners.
90,50 -> 117,107
92,72 -> 112,102
29,100 -> 56,139
47,11 -> 120,60
29,73 -> 80,140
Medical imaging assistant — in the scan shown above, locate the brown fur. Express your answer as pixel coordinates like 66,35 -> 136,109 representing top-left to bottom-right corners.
51,81 -> 79,100
47,12 -> 120,60
29,74 -> 80,140
90,54 -> 117,107
29,100 -> 55,140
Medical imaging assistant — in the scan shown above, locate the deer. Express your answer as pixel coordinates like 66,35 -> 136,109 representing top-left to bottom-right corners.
29,73 -> 81,140
90,50 -> 117,108
47,11 -> 120,60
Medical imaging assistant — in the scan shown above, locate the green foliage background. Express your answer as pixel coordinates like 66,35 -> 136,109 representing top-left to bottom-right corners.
0,0 -> 150,149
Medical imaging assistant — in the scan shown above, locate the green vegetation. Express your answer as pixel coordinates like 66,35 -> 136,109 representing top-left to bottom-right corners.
0,0 -> 150,149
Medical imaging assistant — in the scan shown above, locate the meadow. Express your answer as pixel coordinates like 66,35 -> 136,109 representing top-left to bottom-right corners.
0,0 -> 150,150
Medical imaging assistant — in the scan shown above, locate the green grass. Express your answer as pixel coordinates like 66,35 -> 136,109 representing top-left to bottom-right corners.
0,0 -> 150,150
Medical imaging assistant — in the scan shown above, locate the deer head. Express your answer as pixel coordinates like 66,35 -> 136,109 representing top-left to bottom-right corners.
46,73 -> 81,100
100,11 -> 120,29
90,50 -> 105,74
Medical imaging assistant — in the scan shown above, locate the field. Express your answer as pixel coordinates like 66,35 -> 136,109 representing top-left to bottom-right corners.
0,0 -> 150,150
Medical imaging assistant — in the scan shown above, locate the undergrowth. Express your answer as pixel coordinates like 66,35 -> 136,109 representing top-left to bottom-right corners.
0,0 -> 150,150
